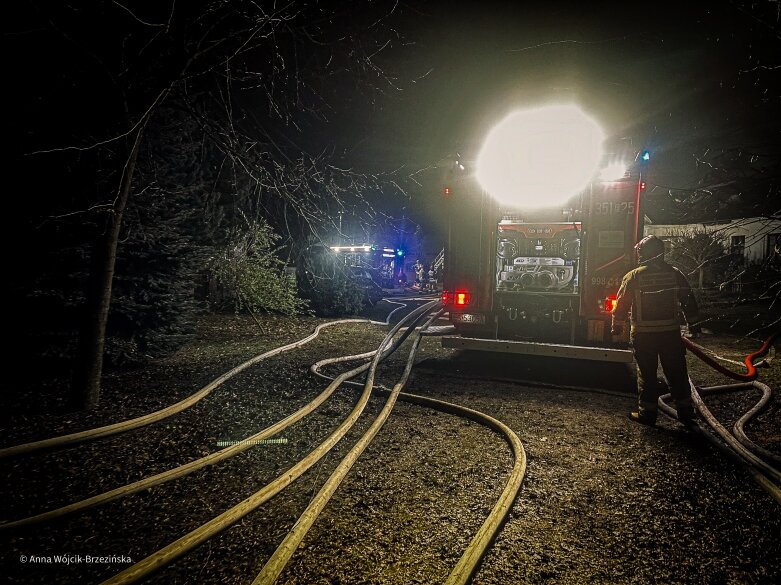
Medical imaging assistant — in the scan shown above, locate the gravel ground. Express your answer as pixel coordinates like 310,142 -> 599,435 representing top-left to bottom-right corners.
1,302 -> 779,584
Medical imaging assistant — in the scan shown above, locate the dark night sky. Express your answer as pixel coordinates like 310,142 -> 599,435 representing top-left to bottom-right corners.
342,0 -> 779,240
6,1 -> 778,246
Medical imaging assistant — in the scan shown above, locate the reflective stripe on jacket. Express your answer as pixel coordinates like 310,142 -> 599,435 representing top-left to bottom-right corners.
613,262 -> 698,334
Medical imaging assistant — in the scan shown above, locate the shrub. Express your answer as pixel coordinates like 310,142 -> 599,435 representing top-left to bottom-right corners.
210,219 -> 308,318
296,243 -> 365,316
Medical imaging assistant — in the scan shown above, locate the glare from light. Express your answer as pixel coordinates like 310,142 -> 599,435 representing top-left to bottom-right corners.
599,162 -> 628,181
476,105 -> 605,208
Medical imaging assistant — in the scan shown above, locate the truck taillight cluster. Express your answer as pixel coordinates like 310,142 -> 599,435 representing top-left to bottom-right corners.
442,290 -> 471,306
604,294 -> 618,313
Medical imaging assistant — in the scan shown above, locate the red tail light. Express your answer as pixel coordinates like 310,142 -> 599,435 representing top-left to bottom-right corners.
604,294 -> 618,313
442,289 -> 471,306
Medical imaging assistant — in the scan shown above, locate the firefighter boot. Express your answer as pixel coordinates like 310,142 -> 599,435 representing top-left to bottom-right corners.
677,407 -> 696,429
627,411 -> 656,426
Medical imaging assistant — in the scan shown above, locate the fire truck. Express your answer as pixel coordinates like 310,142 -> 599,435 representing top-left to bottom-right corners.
440,152 -> 646,363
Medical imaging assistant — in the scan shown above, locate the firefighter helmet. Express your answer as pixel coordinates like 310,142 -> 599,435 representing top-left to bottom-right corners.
635,235 -> 665,264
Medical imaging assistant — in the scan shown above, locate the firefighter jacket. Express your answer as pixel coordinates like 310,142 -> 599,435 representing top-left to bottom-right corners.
612,261 -> 698,334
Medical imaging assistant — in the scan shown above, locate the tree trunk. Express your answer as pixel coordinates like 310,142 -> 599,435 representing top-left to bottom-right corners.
71,131 -> 144,409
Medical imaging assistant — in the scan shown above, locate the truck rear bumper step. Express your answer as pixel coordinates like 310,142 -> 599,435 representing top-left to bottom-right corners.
441,336 -> 633,363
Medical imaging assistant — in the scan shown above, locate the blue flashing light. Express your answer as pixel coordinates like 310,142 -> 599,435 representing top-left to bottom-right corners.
396,248 -> 405,257
641,150 -> 651,162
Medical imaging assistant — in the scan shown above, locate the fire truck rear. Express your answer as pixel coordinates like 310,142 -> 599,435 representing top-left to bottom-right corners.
440,154 -> 646,363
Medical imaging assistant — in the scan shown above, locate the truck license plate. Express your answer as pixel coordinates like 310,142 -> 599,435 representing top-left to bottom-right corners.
454,313 -> 485,324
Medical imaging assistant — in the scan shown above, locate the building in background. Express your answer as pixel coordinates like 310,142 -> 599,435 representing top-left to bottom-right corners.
644,216 -> 781,264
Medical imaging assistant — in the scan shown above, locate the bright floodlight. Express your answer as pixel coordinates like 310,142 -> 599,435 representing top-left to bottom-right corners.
476,105 -> 605,208
599,162 -> 628,181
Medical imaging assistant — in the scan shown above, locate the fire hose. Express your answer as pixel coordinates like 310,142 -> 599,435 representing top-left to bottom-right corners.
681,331 -> 778,382
661,332 -> 781,503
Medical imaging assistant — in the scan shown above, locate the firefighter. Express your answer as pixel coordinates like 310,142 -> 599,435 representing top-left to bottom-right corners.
413,259 -> 425,288
611,235 -> 701,427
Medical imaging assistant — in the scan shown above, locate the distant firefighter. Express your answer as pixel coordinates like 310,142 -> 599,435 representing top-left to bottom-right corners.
427,263 -> 436,291
413,259 -> 425,287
